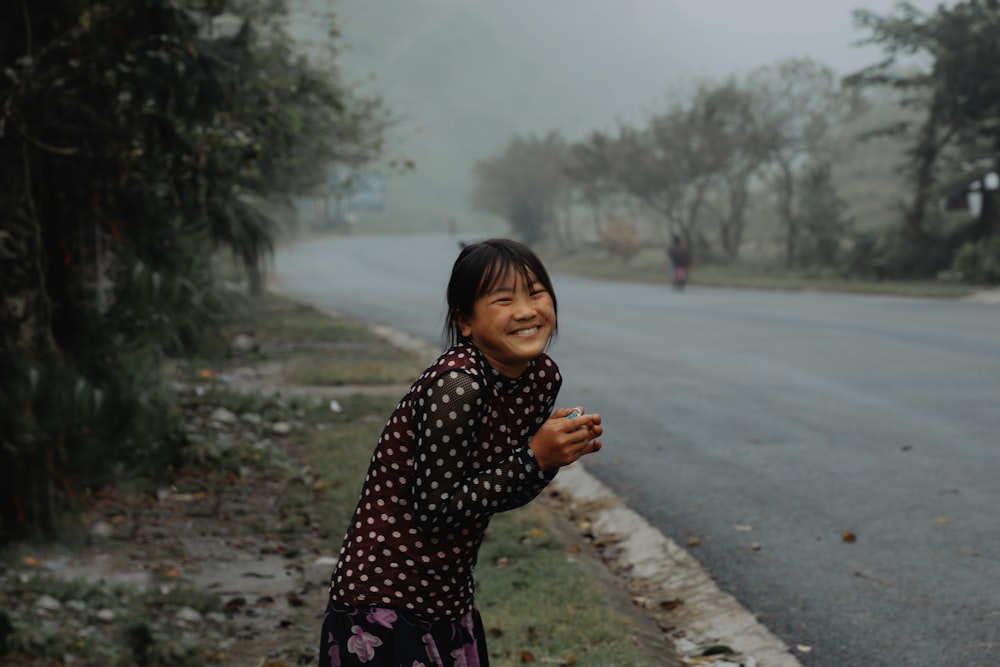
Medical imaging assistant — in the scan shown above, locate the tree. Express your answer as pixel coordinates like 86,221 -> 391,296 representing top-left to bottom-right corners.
471,133 -> 570,246
693,81 -> 772,260
0,0 -> 387,538
849,1 -> 1000,274
564,130 -> 628,240
746,58 -> 862,267
795,162 -> 854,267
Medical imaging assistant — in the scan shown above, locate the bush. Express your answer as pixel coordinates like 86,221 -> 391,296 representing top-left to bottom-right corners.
601,218 -> 639,262
952,236 -> 1000,283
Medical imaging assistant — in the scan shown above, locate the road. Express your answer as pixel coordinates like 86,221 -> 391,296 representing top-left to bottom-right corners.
274,233 -> 1000,667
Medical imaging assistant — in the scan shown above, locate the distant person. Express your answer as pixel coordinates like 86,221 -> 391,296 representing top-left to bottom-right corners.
317,238 -> 603,667
667,234 -> 690,290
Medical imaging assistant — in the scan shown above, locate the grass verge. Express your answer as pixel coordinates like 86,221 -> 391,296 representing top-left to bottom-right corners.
542,244 -> 985,298
0,290 -> 673,667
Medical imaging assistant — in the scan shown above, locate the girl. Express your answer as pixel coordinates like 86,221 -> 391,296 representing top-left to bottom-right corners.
318,238 -> 603,667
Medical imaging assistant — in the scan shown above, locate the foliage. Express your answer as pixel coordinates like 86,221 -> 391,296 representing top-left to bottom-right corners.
471,132 -> 570,245
745,58 -> 863,267
507,65 -> 854,264
952,235 -> 1000,282
0,0 -> 386,539
849,0 -> 1000,242
469,1 -> 1000,278
601,217 -> 639,262
795,162 -> 855,268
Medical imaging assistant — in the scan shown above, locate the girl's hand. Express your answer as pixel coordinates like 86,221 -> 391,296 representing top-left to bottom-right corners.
529,407 -> 603,471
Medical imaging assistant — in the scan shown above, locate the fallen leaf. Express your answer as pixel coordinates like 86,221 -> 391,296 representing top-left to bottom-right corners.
565,652 -> 578,665
520,650 -> 535,663
22,556 -> 39,566
732,524 -> 753,532
198,369 -> 214,378
224,597 -> 246,613
933,516 -> 953,525
841,531 -> 857,543
796,644 -> 813,653
592,533 -> 625,547
688,536 -> 701,547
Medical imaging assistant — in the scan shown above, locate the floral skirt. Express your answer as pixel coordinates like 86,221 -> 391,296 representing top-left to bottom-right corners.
318,601 -> 490,667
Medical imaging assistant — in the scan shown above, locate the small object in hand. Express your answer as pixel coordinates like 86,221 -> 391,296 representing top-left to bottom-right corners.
567,407 -> 584,419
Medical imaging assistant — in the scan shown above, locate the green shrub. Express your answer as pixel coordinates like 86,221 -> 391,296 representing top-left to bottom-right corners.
952,236 -> 1000,283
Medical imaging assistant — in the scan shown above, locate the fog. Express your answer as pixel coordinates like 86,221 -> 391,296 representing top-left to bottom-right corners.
289,0 -> 941,234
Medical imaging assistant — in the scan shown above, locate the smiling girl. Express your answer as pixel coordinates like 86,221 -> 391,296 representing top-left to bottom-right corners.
318,238 -> 603,667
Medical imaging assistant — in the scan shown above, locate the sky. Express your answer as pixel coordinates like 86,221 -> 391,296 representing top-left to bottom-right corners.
614,0 -> 942,79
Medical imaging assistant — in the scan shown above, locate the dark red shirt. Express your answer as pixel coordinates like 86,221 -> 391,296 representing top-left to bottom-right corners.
328,343 -> 561,619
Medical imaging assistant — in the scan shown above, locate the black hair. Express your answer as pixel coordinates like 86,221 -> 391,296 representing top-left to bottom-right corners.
443,238 -> 558,346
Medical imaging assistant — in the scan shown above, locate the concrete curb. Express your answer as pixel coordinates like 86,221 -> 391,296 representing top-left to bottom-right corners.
551,462 -> 805,667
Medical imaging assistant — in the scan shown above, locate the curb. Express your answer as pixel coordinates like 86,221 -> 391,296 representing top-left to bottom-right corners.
550,463 -> 805,667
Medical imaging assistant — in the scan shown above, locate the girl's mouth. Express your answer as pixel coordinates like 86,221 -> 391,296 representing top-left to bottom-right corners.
512,326 -> 539,337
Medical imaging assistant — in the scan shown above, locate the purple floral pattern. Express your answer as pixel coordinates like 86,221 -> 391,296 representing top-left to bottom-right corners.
367,608 -> 398,628
347,625 -> 383,662
319,605 -> 485,667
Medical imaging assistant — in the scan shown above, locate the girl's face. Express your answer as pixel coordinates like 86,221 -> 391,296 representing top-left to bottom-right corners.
457,269 -> 555,377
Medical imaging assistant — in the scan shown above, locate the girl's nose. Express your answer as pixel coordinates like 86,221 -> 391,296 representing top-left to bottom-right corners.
512,294 -> 536,318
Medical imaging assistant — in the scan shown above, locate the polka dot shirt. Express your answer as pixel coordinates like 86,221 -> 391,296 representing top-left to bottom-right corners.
328,343 -> 562,620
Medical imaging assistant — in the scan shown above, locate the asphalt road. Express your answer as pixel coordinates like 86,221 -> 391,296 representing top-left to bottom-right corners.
274,233 -> 1000,667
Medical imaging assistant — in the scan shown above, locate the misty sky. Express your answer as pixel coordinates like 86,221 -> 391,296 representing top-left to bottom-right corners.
301,0 -> 948,227
630,0 -> 941,78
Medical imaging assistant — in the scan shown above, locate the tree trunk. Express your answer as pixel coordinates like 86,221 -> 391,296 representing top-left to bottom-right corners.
905,94 -> 949,240
776,161 -> 797,268
1,210 -> 59,539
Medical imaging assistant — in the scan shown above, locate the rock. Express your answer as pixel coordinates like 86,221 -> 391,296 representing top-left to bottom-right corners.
90,521 -> 115,539
35,594 -> 62,613
175,606 -> 203,625
210,407 -> 238,424
230,334 -> 256,352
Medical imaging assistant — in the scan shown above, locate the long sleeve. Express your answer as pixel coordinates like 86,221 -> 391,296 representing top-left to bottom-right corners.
411,370 -> 552,534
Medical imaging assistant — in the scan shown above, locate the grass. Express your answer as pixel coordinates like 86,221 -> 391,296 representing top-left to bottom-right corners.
476,504 -> 661,666
301,407 -> 662,667
542,243 -> 985,298
285,349 -> 424,385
